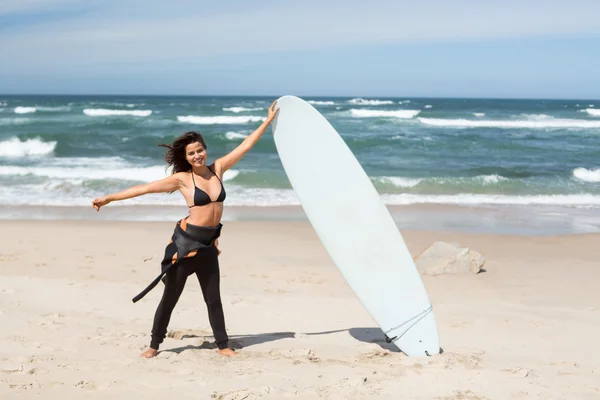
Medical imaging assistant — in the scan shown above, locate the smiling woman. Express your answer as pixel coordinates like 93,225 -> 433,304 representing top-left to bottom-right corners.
91,100 -> 279,358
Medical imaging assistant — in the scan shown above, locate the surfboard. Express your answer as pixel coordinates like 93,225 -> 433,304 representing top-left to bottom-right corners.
271,95 -> 441,357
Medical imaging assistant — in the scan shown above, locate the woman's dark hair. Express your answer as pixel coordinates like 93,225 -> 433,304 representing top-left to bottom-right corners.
159,131 -> 207,174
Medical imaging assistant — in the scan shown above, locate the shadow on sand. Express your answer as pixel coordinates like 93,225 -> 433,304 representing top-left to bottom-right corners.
161,326 -> 399,355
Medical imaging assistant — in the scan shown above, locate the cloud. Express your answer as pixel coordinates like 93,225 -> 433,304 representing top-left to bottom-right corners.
0,0 -> 85,15
2,0 -> 600,75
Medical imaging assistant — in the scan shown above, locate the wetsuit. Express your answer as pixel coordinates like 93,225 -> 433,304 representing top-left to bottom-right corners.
132,167 -> 229,350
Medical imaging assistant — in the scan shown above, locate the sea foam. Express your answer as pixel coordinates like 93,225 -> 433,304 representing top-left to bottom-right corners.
350,109 -> 421,118
14,107 -> 36,114
0,137 -> 56,157
349,98 -> 394,105
573,168 -> 600,183
83,109 -> 152,117
418,117 -> 600,129
582,108 -> 600,117
178,115 -> 265,125
223,107 -> 263,113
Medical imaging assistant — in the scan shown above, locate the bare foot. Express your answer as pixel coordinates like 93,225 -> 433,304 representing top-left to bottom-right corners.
217,348 -> 236,357
140,348 -> 158,358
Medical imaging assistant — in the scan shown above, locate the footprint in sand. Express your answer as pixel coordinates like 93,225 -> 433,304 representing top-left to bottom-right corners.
36,318 -> 66,330
358,348 -> 397,362
167,329 -> 210,340
268,348 -> 320,363
211,389 -> 259,400
550,361 -> 581,376
0,364 -> 24,374
429,352 -> 484,370
6,335 -> 26,343
27,367 -> 50,376
212,387 -> 283,400
500,367 -> 537,378
121,331 -> 146,339
437,390 -> 486,400
8,382 -> 41,390
0,253 -> 18,263
74,380 -> 97,390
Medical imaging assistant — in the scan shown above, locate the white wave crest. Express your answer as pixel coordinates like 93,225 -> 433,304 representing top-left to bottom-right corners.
424,105 -> 432,109
0,101 -> 7,106
0,137 -> 56,157
223,169 -> 239,181
573,168 -> 600,183
0,163 -> 240,183
225,131 -> 249,140
178,115 -> 265,125
418,117 -> 600,129
83,109 -> 152,117
350,109 -> 421,119
381,193 -> 600,207
478,174 -> 509,184
582,108 -> 600,117
349,98 -> 394,105
375,174 -> 507,187
522,114 -> 553,120
0,165 -> 166,181
0,185 -> 299,208
473,113 -> 485,117
375,176 -> 422,188
308,100 -> 335,105
223,107 -> 263,113
15,107 -> 36,114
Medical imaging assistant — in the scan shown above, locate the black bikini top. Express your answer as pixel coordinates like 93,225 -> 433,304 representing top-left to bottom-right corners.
189,166 -> 226,208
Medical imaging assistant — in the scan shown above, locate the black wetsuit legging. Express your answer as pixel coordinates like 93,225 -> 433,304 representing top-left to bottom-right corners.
149,229 -> 228,351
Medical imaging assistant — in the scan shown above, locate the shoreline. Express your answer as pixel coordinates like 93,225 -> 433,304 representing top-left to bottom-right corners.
2,203 -> 599,236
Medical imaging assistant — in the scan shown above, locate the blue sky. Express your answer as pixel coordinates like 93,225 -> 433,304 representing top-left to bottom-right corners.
1,0 -> 600,99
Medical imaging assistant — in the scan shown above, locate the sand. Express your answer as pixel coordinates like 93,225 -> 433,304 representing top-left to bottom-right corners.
1,219 -> 599,399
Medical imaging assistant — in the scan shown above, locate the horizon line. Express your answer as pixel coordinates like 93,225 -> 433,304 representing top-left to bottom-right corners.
0,93 -> 599,102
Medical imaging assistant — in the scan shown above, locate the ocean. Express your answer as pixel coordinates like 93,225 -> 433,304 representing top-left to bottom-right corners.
1,95 -> 599,235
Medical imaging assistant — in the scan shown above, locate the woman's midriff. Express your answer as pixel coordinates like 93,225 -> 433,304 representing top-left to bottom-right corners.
187,203 -> 224,227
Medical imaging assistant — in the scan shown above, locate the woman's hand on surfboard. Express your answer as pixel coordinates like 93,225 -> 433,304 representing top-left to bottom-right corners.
92,196 -> 111,211
266,100 -> 279,122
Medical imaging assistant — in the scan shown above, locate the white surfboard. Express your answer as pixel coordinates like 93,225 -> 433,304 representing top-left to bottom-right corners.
271,95 -> 440,356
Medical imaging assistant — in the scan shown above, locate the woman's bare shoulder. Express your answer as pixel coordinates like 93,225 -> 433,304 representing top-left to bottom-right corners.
209,162 -> 223,178
172,171 -> 192,186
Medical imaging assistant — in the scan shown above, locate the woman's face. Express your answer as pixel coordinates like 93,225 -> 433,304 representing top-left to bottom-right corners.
185,141 -> 207,168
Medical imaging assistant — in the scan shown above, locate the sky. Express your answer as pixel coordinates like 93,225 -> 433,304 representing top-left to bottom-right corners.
1,0 -> 600,99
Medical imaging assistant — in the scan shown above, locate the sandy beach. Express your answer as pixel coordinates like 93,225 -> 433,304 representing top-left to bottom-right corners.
1,219 -> 599,399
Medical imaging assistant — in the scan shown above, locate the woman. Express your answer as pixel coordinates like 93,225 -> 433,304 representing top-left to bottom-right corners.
91,101 -> 279,358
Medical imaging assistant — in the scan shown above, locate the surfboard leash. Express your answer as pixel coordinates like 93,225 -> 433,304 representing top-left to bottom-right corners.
383,304 -> 434,344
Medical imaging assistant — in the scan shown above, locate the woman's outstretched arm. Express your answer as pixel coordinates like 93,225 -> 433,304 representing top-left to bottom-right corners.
92,173 -> 183,211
